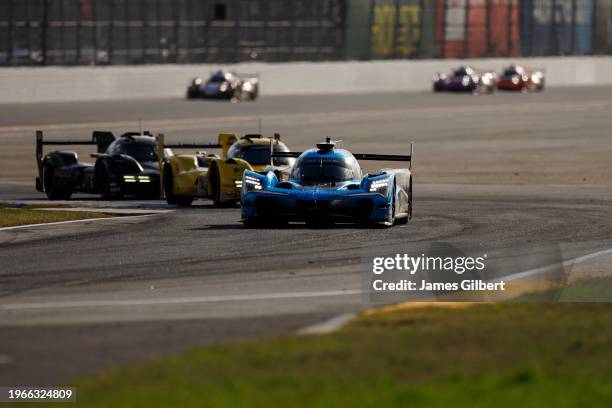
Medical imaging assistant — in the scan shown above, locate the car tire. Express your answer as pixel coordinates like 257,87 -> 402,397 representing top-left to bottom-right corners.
164,165 -> 193,207
209,165 -> 223,207
397,182 -> 410,224
406,178 -> 413,220
385,183 -> 397,227
97,162 -> 122,200
231,88 -> 242,103
243,218 -> 262,228
43,164 -> 72,200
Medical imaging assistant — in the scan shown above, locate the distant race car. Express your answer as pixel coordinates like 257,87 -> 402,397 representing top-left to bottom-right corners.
496,64 -> 545,92
433,66 -> 496,93
186,70 -> 259,101
241,138 -> 413,227
161,133 -> 294,207
35,130 -> 217,200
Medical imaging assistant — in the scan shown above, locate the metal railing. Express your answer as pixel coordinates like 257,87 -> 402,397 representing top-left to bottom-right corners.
0,0 -> 609,66
0,0 -> 346,65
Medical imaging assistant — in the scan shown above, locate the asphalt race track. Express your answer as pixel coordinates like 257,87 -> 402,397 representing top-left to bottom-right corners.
1,87 -> 612,385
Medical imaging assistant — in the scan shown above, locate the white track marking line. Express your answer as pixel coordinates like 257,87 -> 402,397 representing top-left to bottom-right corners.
0,289 -> 362,311
1,246 -> 610,312
296,246 -> 612,336
496,246 -> 612,283
0,214 -> 156,232
297,313 -> 357,335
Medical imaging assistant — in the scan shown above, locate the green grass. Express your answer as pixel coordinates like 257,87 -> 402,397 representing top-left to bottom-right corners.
0,208 -> 108,227
31,298 -> 610,408
517,275 -> 612,302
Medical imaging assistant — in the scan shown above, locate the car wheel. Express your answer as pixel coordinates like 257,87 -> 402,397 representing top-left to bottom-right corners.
388,183 -> 397,226
377,183 -> 396,228
43,164 -> 72,200
164,165 -> 193,207
396,181 -> 411,225
209,166 -> 223,207
98,163 -> 122,200
249,87 -> 258,101
407,178 -> 413,220
243,218 -> 262,228
231,89 -> 242,103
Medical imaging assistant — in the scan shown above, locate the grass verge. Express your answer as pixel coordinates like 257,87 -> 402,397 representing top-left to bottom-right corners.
0,207 -> 108,228
31,280 -> 611,407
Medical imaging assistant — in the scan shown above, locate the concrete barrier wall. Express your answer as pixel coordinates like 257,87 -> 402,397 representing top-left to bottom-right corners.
1,56 -> 612,104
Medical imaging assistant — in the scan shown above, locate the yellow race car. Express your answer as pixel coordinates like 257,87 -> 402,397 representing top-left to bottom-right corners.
160,133 -> 293,207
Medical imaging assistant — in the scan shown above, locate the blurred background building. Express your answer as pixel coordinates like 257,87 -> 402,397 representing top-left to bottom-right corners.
0,0 -> 610,66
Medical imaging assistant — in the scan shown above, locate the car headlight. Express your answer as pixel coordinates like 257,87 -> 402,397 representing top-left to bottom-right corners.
219,82 -> 228,92
243,175 -> 262,192
369,177 -> 390,195
461,76 -> 470,86
511,76 -> 519,84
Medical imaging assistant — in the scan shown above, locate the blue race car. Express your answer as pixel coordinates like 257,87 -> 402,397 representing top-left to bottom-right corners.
240,138 -> 413,227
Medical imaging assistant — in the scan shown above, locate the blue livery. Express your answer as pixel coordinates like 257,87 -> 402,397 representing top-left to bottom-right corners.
241,139 -> 413,227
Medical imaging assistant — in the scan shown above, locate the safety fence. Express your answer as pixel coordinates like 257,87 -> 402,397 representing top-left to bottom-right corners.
0,0 -> 610,66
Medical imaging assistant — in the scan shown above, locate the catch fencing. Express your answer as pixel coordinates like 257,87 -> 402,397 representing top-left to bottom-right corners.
0,0 -> 610,66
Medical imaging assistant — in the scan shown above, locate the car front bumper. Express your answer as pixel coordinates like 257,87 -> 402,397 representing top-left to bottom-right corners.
241,191 -> 391,223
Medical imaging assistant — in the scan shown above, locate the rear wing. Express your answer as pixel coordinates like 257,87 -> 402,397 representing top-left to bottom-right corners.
272,143 -> 414,170
35,130 -> 116,174
208,71 -> 259,80
157,133 -> 236,159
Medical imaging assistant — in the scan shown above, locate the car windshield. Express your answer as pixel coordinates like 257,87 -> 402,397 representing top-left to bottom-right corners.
290,155 -> 361,185
121,144 -> 158,162
228,145 -> 294,166
504,67 -> 520,76
454,67 -> 471,76
210,72 -> 227,82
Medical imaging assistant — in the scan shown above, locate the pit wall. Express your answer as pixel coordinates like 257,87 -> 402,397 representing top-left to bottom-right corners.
1,56 -> 611,103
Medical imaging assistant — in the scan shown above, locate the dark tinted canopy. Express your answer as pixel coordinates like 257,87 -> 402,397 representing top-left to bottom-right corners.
453,66 -> 474,76
108,139 -> 158,162
210,71 -> 230,82
290,153 -> 361,185
227,143 -> 294,166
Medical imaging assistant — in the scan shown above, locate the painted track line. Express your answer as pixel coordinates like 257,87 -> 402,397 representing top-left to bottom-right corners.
0,289 -> 362,311
497,246 -> 612,283
1,246 -> 610,312
297,313 -> 357,335
0,214 -> 156,232
297,246 -> 612,336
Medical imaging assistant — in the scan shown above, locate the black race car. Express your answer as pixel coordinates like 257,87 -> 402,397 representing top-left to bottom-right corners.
36,130 -> 161,200
36,130 -> 221,200
186,70 -> 259,101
